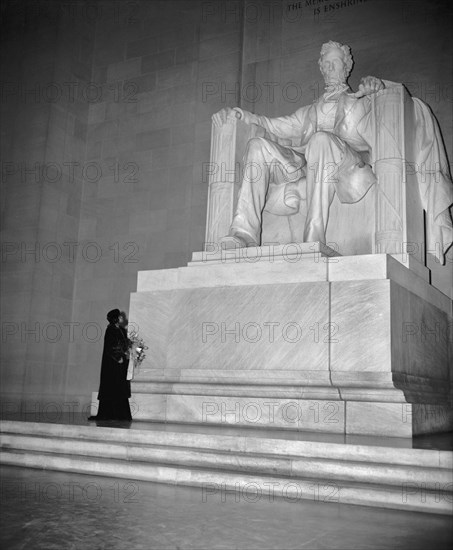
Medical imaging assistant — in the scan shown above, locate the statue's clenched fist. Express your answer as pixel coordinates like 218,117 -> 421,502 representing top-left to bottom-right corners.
353,76 -> 385,98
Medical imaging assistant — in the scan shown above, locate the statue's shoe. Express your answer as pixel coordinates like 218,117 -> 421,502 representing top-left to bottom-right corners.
283,190 -> 301,210
219,233 -> 258,249
284,180 -> 304,211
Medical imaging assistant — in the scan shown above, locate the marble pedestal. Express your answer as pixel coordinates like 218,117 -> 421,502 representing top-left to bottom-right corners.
127,243 -> 452,438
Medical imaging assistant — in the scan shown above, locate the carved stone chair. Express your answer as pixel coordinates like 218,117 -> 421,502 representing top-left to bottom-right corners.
205,82 -> 428,278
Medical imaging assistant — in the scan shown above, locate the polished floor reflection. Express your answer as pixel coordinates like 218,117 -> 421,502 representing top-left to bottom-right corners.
1,464 -> 452,550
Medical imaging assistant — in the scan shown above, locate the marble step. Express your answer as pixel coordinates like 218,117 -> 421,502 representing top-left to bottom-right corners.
1,421 -> 452,515
2,432 -> 451,488
130,382 -> 342,399
189,242 -> 341,265
130,369 -> 338,385
1,421 -> 451,468
1,447 -> 451,515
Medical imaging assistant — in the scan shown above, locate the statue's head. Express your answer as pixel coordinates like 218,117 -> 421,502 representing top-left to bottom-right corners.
318,41 -> 353,85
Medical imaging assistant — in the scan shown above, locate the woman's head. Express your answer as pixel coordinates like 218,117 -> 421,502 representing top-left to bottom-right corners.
106,308 -> 120,324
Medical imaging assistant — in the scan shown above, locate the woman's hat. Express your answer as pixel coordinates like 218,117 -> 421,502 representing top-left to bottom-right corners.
107,308 -> 120,323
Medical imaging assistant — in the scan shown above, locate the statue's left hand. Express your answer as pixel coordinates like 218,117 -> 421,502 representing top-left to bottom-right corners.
353,76 -> 384,98
212,107 -> 242,127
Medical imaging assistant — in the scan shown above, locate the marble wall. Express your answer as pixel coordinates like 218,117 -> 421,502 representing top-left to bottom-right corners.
67,0 -> 244,407
1,1 -> 94,411
1,0 -> 452,411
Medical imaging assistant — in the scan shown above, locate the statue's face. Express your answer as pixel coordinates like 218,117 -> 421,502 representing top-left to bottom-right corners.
320,47 -> 347,85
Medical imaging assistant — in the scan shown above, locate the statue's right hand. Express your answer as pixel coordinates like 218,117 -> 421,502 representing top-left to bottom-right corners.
212,107 -> 241,127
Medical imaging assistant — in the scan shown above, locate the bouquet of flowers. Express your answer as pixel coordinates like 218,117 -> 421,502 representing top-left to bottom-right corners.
126,330 -> 148,380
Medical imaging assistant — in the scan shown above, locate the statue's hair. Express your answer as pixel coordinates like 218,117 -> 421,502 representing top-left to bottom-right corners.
318,41 -> 353,77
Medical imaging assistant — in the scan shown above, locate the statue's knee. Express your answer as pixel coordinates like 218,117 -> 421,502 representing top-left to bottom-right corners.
309,131 -> 332,146
305,131 -> 334,160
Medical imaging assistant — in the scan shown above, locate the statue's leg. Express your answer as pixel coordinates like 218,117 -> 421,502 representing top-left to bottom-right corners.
303,131 -> 345,243
230,137 -> 303,245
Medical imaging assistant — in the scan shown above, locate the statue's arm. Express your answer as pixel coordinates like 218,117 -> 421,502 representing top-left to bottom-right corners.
212,106 -> 299,135
233,106 -> 310,143
212,106 -> 311,145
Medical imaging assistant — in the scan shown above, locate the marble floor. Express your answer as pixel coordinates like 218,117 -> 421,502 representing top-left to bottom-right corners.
0,463 -> 451,550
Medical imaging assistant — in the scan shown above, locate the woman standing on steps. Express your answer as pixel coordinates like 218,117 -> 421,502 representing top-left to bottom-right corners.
88,308 -> 132,422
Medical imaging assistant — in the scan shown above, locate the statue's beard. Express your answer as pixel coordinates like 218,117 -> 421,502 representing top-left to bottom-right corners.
323,72 -> 347,88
